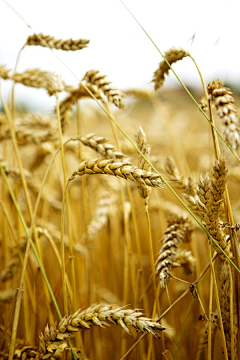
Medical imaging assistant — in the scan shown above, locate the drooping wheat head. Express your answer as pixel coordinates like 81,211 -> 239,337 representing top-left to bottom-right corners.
153,47 -> 190,90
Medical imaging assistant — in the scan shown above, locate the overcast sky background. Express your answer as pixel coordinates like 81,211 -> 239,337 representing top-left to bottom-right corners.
1,0 -> 240,110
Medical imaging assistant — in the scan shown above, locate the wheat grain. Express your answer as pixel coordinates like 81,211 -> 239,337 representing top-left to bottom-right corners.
153,47 -> 189,90
26,33 -> 89,51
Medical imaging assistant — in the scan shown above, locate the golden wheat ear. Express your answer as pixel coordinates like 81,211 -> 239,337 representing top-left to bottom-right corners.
83,70 -> 126,109
70,157 -> 164,189
152,47 -> 190,90
26,33 -> 90,51
155,216 -> 192,288
135,126 -> 151,199
39,304 -> 165,357
208,80 -> 240,150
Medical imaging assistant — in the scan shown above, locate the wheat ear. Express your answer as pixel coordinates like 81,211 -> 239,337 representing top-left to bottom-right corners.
26,33 -> 89,51
135,126 -> 151,199
78,133 -> 124,159
164,156 -> 196,196
39,304 -> 165,357
59,83 -> 101,132
0,65 -> 11,79
152,47 -> 190,90
208,80 -> 240,150
69,158 -> 164,189
83,70 -> 125,109
197,156 -> 228,257
155,216 -> 192,288
84,192 -> 115,241
173,249 -> 195,275
219,262 -> 238,359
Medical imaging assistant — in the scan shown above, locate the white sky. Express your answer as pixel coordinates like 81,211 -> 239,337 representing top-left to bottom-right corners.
0,0 -> 240,110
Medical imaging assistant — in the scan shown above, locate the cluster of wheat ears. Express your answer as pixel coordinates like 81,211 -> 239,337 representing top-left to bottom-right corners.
0,26 -> 240,360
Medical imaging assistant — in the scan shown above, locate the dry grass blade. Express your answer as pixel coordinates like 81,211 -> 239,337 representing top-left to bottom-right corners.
70,157 -> 164,188
26,33 -> 90,51
155,216 -> 192,288
152,47 -> 190,90
39,304 -> 165,357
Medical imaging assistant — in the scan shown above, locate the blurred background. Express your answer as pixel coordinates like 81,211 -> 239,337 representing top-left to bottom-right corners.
0,0 -> 240,111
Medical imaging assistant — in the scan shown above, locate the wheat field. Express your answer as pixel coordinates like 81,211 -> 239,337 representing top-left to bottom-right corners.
0,31 -> 240,360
